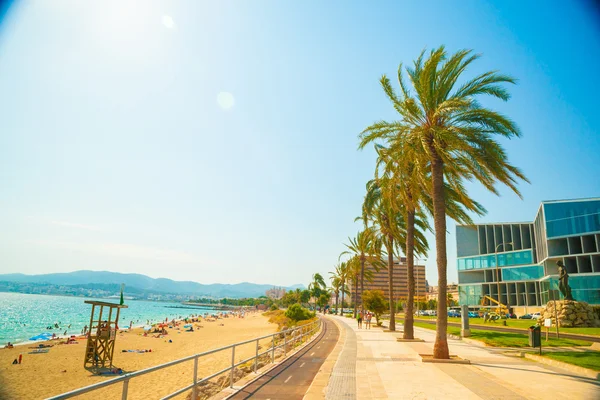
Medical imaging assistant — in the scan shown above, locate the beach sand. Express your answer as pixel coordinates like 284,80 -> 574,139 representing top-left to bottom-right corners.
0,312 -> 278,400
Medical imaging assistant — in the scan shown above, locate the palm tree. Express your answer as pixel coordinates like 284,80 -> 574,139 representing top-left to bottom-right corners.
362,175 -> 429,332
330,262 -> 350,315
308,273 -> 326,310
330,276 -> 341,314
342,229 -> 383,316
359,47 -> 528,358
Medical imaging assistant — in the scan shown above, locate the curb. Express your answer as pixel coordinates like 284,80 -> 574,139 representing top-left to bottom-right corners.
523,353 -> 600,380
303,316 -> 345,400
418,354 -> 471,364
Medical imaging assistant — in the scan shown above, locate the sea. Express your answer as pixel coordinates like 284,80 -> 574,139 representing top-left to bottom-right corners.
0,292 -> 219,345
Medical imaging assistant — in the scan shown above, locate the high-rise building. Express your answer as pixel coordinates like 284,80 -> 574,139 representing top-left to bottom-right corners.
348,257 -> 426,305
456,198 -> 600,314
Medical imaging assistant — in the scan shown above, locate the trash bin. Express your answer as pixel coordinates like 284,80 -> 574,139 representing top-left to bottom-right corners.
528,325 -> 541,347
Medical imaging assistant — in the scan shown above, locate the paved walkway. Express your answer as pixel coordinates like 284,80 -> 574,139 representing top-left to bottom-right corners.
325,315 -> 600,400
228,317 -> 339,399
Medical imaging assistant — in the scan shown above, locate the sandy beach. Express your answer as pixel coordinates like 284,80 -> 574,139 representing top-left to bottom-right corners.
0,311 -> 278,400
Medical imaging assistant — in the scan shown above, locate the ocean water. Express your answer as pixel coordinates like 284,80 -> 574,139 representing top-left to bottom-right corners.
0,292 -> 218,344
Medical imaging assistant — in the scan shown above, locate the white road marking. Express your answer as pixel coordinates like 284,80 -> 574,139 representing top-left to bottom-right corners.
284,375 -> 293,383
300,362 -> 305,368
310,352 -> 315,356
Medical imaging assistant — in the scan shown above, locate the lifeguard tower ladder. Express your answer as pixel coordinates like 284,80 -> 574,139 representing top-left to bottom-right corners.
83,300 -> 127,368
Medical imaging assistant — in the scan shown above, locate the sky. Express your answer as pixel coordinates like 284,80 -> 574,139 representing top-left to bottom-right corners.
0,0 -> 599,287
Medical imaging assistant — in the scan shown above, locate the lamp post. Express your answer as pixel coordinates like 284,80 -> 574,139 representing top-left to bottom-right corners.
521,292 -> 528,316
415,256 -> 427,316
495,242 -> 513,313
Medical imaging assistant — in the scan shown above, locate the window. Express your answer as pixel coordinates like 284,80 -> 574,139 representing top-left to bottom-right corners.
545,200 -> 600,238
502,265 -> 544,281
457,250 -> 533,271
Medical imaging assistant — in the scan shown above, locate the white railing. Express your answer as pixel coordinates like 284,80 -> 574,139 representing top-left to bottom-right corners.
47,318 -> 322,400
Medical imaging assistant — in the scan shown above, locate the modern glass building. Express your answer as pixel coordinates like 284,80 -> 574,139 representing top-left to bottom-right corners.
457,198 -> 600,312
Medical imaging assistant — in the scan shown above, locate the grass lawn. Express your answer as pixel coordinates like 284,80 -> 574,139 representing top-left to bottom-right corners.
536,351 -> 600,371
409,315 -> 600,336
413,321 -> 592,348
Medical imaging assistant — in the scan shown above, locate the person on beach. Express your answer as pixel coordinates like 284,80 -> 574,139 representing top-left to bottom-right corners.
365,312 -> 371,329
357,311 -> 363,328
5,342 -> 13,349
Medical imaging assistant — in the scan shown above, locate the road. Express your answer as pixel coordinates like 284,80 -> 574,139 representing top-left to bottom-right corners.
228,317 -> 339,399
414,318 -> 600,343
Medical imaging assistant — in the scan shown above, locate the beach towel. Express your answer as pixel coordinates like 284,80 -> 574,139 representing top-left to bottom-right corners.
28,349 -> 49,354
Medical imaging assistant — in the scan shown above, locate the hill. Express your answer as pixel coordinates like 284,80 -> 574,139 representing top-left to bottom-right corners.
0,270 -> 305,299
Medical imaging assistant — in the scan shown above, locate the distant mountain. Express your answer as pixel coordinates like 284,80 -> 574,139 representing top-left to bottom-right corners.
0,270 -> 305,298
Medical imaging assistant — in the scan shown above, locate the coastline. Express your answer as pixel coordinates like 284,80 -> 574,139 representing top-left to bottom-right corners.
0,292 -> 228,345
0,310 -> 277,399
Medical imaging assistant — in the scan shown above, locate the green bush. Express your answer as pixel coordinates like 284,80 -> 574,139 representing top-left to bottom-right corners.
362,290 -> 389,324
285,304 -> 315,322
270,304 -> 279,311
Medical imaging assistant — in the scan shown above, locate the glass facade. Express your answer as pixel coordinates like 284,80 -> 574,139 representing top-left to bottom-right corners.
545,200 -> 600,238
458,284 -> 482,306
540,276 -> 600,304
502,265 -> 544,281
457,250 -> 533,271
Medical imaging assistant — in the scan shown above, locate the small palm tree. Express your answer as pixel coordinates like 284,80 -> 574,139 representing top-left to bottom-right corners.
359,47 -> 528,358
342,229 -> 383,315
330,262 -> 350,315
308,273 -> 326,310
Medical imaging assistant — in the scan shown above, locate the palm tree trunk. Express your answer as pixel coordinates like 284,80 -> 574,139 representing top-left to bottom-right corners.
353,276 -> 358,318
360,256 -> 365,315
341,281 -> 345,315
387,237 -> 395,331
431,154 -> 449,359
404,209 -> 416,339
335,290 -> 339,315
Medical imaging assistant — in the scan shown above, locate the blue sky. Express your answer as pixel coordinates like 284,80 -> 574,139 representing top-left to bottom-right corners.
0,1 -> 599,287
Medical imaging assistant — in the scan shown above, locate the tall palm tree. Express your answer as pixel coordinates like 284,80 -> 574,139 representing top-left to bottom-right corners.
342,228 -> 383,316
359,47 -> 528,358
362,175 -> 429,332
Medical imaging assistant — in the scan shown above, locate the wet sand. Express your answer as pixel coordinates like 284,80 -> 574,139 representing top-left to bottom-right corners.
0,312 -> 277,399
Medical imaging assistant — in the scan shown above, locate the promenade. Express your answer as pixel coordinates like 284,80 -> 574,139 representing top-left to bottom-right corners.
318,315 -> 600,400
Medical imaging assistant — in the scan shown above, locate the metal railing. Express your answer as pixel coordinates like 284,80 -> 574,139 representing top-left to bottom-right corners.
47,318 -> 321,400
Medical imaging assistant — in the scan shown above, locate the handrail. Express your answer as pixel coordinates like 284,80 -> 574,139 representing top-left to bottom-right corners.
46,318 -> 321,400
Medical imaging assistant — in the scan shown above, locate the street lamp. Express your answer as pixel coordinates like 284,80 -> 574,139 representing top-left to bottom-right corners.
415,256 -> 427,316
495,242 -> 513,313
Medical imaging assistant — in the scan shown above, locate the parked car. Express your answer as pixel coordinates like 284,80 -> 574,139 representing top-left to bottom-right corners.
448,310 -> 461,318
415,310 -> 428,317
468,311 -> 479,318
519,314 -> 533,319
530,312 -> 541,320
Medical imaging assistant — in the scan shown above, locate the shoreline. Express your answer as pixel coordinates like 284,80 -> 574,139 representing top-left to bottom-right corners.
0,309 -> 276,399
1,292 -> 248,346
4,310 -> 239,350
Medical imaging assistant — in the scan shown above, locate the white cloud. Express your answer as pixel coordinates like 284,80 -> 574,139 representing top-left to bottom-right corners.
217,92 -> 235,110
162,15 -> 175,29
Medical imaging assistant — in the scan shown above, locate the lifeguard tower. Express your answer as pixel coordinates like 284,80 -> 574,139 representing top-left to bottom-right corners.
83,300 -> 127,368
